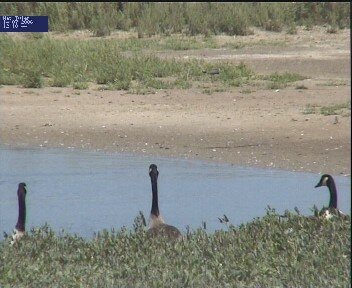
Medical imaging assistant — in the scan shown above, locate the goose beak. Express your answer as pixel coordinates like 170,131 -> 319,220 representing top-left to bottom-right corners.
315,183 -> 321,188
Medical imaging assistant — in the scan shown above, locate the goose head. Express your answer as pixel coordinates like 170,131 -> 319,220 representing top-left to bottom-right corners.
314,174 -> 340,211
149,164 -> 159,178
18,182 -> 27,195
315,174 -> 332,188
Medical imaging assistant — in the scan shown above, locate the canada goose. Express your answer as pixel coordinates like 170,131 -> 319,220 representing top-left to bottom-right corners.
11,182 -> 27,245
314,174 -> 347,219
147,164 -> 182,240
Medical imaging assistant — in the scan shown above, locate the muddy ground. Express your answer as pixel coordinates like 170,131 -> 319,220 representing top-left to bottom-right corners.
1,27 -> 350,175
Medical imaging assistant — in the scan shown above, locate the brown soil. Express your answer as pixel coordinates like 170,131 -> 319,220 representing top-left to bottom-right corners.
1,27 -> 350,175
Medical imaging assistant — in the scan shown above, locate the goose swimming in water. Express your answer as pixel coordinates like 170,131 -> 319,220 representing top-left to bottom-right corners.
314,174 -> 347,219
147,164 -> 182,240
11,182 -> 27,245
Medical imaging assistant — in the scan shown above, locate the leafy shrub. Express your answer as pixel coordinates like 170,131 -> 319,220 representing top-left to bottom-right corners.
0,210 -> 350,287
22,70 -> 43,88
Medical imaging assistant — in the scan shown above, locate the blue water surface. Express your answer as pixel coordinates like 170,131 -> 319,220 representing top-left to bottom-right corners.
0,147 -> 350,239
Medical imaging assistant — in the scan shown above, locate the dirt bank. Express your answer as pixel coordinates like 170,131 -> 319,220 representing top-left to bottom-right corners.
1,27 -> 350,175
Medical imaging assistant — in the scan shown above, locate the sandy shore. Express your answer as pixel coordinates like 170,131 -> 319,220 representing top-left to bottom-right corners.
1,28 -> 350,175
1,83 -> 350,175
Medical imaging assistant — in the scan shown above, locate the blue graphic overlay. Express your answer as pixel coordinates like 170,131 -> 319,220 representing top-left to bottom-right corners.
0,16 -> 48,32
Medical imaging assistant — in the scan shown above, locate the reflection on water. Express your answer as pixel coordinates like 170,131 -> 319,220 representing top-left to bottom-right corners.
0,147 -> 350,239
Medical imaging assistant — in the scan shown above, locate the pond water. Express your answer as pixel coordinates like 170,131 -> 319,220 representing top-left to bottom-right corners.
0,147 -> 350,239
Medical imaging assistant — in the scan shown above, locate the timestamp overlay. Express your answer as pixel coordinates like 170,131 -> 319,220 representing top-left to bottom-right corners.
0,16 -> 48,32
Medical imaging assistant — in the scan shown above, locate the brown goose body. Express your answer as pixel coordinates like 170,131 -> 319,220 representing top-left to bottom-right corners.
147,223 -> 182,239
147,164 -> 182,240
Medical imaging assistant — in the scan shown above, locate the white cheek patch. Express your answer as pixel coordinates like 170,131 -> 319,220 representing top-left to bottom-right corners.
321,177 -> 328,186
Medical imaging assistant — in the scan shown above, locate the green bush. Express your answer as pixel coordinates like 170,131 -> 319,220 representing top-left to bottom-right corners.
73,82 -> 89,90
263,72 -> 307,89
0,71 -> 21,85
320,102 -> 351,116
22,70 -> 43,88
1,209 -> 350,287
92,15 -> 111,37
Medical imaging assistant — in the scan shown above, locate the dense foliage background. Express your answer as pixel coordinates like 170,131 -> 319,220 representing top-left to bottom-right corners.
0,2 -> 350,36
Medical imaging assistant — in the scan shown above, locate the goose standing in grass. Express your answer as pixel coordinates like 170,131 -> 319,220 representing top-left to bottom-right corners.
11,182 -> 27,245
314,174 -> 347,219
147,164 -> 182,240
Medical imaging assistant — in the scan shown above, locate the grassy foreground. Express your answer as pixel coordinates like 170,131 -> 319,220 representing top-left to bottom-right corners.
1,209 -> 350,287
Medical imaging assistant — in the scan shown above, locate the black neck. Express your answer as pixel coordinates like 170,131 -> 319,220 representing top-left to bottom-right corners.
150,174 -> 160,217
15,188 -> 26,232
328,178 -> 338,209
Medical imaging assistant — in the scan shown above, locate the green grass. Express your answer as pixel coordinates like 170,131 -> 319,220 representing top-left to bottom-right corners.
116,36 -> 284,53
320,102 -> 351,116
240,88 -> 255,94
73,82 -> 89,90
262,72 -> 307,89
161,36 -> 216,50
174,77 -> 192,89
117,38 -> 159,51
117,36 -> 217,52
1,209 -> 350,287
302,102 -> 351,116
21,69 -> 44,88
286,25 -> 298,35
303,104 -> 318,115
218,62 -> 253,87
0,36 -> 256,93
0,70 -> 20,85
